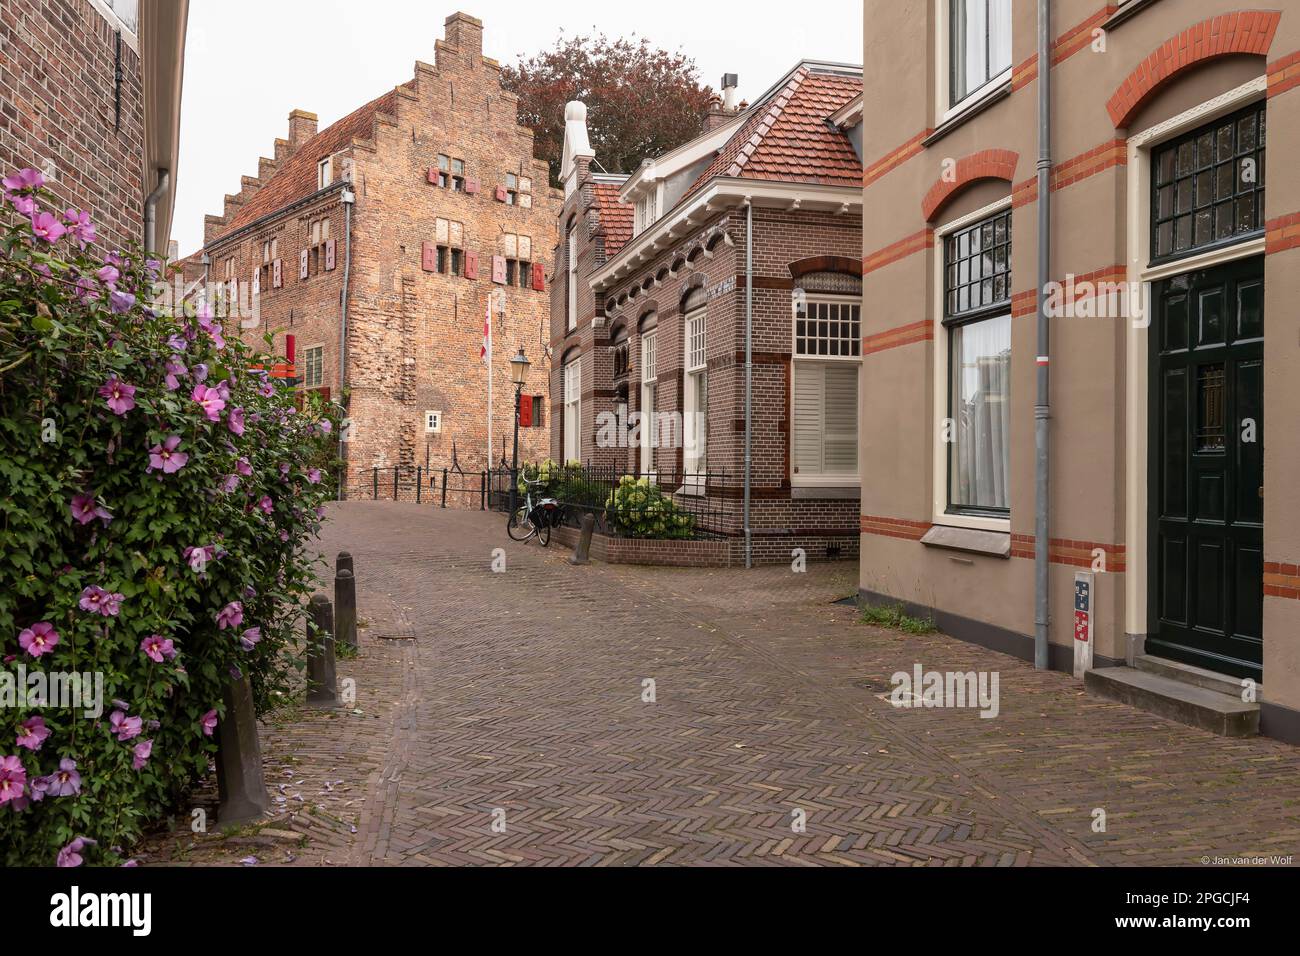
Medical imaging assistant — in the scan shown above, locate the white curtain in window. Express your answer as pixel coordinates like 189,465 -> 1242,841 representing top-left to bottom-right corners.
950,314 -> 1011,509
952,0 -> 1011,103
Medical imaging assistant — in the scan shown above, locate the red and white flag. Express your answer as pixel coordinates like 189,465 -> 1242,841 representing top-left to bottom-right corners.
480,296 -> 492,365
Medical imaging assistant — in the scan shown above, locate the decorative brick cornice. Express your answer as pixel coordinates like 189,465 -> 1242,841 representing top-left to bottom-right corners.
1267,49 -> 1300,98
1106,11 -> 1281,128
863,228 -> 933,275
1264,561 -> 1300,599
1011,534 -> 1127,572
863,129 -> 933,188
862,319 -> 933,355
1265,211 -> 1300,255
860,515 -> 930,541
922,149 -> 1019,221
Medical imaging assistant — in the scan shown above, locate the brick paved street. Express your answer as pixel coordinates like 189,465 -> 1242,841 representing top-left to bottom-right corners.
147,502 -> 1300,866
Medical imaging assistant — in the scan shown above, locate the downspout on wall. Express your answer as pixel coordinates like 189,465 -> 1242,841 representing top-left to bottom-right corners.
143,169 -> 170,255
1033,0 -> 1053,670
338,186 -> 355,501
744,198 -> 754,569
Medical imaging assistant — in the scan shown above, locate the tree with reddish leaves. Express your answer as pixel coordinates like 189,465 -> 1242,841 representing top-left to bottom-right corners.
502,33 -> 714,188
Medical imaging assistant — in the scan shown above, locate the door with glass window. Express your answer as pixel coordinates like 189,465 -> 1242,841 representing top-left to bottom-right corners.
1149,258 -> 1263,679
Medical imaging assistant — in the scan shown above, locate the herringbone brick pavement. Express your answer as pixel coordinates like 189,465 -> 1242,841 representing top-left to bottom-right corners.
142,503 -> 1300,867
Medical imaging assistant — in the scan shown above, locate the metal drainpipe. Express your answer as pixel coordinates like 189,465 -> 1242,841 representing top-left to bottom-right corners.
338,187 -> 355,502
143,169 -> 170,256
1033,0 -> 1053,670
744,198 -> 754,569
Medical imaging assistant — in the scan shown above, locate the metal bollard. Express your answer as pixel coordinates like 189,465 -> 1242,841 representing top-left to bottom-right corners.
305,594 -> 338,708
335,568 -> 358,651
570,512 -> 596,566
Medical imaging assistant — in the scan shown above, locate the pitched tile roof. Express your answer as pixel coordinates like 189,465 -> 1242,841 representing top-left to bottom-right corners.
685,66 -> 862,199
212,86 -> 403,242
591,181 -> 633,255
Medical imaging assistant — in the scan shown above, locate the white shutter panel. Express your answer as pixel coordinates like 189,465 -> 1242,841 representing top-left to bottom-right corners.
792,363 -> 824,475
822,364 -> 859,474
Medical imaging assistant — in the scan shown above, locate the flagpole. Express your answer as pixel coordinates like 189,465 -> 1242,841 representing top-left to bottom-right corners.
487,295 -> 493,472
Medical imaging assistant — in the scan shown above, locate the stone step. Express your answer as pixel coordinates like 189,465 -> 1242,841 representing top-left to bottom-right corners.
1085,666 -> 1259,737
1134,654 -> 1257,697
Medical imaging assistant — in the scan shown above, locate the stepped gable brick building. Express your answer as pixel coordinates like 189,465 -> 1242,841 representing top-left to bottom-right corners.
184,12 -> 559,496
551,63 -> 864,565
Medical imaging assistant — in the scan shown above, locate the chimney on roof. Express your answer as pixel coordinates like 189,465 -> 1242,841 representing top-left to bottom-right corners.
721,74 -> 738,110
704,74 -> 740,132
288,109 -> 318,146
444,11 -> 483,57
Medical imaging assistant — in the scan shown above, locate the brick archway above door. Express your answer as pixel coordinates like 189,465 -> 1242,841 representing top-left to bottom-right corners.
921,149 -> 1019,222
1106,11 -> 1280,128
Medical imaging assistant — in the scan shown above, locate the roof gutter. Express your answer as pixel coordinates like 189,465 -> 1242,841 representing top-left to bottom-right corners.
198,182 -> 349,256
591,178 -> 861,291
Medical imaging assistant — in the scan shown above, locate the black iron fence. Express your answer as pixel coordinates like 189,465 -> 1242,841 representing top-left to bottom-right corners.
365,461 -> 737,540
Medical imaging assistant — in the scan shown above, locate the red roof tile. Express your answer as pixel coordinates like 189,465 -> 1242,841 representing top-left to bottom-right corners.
213,86 -> 403,242
685,67 -> 862,199
592,181 -> 633,255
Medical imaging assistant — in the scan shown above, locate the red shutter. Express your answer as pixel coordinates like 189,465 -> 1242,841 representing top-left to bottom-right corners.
518,392 -> 533,428
465,177 -> 480,195
325,239 -> 336,271
465,250 -> 479,280
491,255 -> 506,284
273,259 -> 282,288
531,262 -> 545,291
427,167 -> 439,184
421,242 -> 436,272
494,185 -> 508,202
285,334 -> 296,364
299,249 -> 309,280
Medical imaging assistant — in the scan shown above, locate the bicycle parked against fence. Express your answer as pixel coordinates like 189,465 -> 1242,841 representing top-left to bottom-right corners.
506,477 -> 562,546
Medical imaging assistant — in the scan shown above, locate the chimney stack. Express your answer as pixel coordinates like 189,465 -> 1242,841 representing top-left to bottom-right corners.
721,74 -> 739,111
444,11 -> 483,57
288,109 -> 318,147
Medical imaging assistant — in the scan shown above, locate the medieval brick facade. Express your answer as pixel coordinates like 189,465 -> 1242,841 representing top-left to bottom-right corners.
187,12 -> 558,496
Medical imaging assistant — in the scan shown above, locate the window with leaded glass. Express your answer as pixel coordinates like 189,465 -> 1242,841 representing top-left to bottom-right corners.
1152,102 -> 1266,262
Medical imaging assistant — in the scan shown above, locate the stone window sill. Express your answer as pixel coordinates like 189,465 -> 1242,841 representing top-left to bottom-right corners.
920,524 -> 1011,558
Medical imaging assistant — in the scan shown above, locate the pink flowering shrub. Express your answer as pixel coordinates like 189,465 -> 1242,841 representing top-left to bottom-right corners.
0,171 -> 340,866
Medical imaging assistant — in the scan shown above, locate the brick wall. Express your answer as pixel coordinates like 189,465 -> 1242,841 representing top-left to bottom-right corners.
0,0 -> 145,251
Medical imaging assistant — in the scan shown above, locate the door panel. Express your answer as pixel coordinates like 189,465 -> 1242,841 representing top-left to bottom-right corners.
1149,257 -> 1263,679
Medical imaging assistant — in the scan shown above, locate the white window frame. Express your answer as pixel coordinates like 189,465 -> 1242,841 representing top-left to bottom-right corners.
640,331 -> 657,477
791,295 -> 861,488
682,309 -> 707,492
931,196 -> 1013,532
567,226 -> 578,332
633,187 -> 661,238
936,0 -> 1013,123
301,344 -> 325,390
563,359 -> 582,463
317,157 -> 332,190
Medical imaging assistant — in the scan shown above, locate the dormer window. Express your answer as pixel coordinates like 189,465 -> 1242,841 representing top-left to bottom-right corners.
317,157 -> 332,190
634,191 -> 659,237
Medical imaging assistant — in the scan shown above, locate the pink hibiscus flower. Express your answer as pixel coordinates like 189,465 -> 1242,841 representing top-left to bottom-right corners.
147,435 -> 189,474
16,716 -> 50,752
132,739 -> 153,770
201,709 -> 218,737
0,755 -> 27,805
216,601 -> 243,630
70,492 -> 113,526
139,635 -> 177,663
18,622 -> 59,658
192,384 -> 226,422
98,376 -> 136,416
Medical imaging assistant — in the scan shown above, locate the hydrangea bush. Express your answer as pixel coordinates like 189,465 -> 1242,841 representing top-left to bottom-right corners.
605,476 -> 696,539
0,170 -> 337,866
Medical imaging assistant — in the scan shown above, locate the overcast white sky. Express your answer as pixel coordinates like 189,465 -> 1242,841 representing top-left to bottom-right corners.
172,0 -> 862,255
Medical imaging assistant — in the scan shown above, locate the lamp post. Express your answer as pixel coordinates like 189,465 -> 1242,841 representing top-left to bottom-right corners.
509,346 -> 531,518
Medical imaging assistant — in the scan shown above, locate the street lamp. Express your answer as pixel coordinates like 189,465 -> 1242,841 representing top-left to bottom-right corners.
509,346 -> 531,517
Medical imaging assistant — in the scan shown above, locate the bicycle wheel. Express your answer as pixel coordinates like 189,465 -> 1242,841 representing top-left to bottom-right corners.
537,512 -> 552,547
506,506 -> 533,541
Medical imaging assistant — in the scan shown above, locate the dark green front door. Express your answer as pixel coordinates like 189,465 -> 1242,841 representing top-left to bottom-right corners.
1149,257 -> 1263,680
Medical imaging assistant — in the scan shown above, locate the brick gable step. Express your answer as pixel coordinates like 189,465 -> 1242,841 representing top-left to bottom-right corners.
1085,666 -> 1259,738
